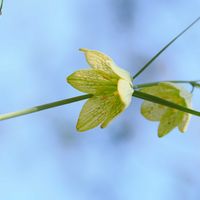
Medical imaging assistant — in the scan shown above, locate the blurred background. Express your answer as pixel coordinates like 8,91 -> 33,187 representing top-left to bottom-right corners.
0,0 -> 200,199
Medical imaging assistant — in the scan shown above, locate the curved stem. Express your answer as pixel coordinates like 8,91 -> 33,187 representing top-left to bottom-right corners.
0,94 -> 92,121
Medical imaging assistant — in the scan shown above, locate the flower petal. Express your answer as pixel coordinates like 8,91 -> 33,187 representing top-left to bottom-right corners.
140,82 -> 192,136
140,83 -> 180,100
158,109 -> 182,137
76,96 -> 107,131
67,69 -> 118,95
178,87 -> 192,132
141,101 -> 167,121
77,95 -> 124,131
178,112 -> 190,132
79,48 -> 117,76
117,79 -> 133,109
100,95 -> 125,128
80,48 -> 133,83
107,61 -> 133,83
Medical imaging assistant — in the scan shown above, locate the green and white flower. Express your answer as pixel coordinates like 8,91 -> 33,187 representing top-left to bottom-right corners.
67,48 -> 133,131
140,82 -> 192,137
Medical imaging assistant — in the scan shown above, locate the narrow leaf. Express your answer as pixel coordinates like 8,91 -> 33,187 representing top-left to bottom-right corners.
132,17 -> 200,79
133,90 -> 200,117
0,0 -> 3,15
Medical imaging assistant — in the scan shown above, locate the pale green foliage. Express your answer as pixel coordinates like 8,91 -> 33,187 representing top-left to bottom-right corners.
67,48 -> 133,131
140,82 -> 192,137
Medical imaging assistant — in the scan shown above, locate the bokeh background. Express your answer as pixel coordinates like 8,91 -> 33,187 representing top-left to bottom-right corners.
0,0 -> 200,199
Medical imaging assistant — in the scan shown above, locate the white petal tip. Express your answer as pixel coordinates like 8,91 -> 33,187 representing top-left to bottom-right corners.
118,79 -> 133,108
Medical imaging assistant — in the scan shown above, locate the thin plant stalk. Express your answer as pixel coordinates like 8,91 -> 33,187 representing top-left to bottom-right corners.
0,80 -> 200,121
132,90 -> 200,117
0,0 -> 3,15
133,80 -> 200,89
0,94 -> 92,121
132,17 -> 200,79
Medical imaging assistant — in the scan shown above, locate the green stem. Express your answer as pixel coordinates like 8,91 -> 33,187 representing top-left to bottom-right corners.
0,80 -> 200,121
0,94 -> 92,121
132,90 -> 200,117
0,0 -> 3,15
132,17 -> 200,80
133,80 -> 200,89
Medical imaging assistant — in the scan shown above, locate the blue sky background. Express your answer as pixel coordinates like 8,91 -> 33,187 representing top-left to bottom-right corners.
0,0 -> 200,199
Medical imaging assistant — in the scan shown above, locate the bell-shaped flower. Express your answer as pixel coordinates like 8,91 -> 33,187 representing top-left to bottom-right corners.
140,82 -> 192,137
67,48 -> 133,131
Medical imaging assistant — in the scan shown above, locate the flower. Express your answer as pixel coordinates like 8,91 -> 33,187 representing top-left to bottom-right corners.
140,82 -> 192,137
67,48 -> 133,131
